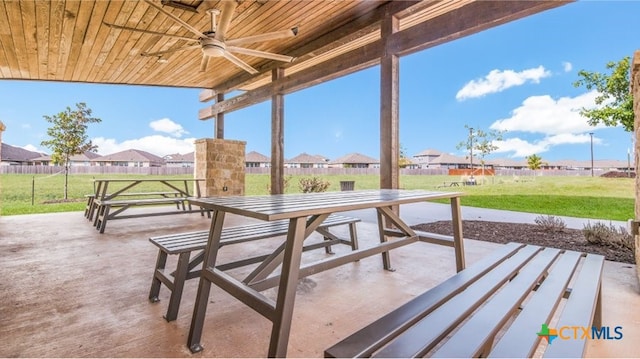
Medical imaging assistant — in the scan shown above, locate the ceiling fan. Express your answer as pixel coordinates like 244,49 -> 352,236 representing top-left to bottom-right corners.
104,0 -> 298,74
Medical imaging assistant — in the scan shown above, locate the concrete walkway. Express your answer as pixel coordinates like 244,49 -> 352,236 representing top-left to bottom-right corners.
344,202 -> 628,229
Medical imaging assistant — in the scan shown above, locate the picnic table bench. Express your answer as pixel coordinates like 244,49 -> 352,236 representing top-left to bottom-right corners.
84,191 -> 182,220
325,242 -> 604,358
88,178 -> 209,233
437,181 -> 463,188
437,178 -> 477,188
148,214 -> 360,321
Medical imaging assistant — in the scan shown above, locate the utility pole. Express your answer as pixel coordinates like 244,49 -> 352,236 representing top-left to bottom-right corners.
469,127 -> 474,179
589,132 -> 594,177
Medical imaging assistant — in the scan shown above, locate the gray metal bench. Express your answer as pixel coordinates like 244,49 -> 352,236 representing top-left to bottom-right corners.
84,191 -> 182,220
93,197 -> 209,233
324,242 -> 604,358
149,214 -> 360,321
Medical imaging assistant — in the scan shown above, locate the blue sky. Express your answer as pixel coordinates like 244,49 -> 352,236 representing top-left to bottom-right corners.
1,1 -> 638,162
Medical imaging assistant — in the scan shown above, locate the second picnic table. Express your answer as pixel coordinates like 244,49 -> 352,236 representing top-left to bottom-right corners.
85,177 -> 209,233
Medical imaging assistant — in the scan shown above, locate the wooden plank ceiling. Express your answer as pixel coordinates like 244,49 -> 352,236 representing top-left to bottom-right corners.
0,0 -> 569,95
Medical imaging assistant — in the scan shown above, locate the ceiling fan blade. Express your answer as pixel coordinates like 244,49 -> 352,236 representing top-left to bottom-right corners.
223,52 -> 258,74
226,46 -> 294,63
141,43 -> 201,57
103,22 -> 198,42
214,0 -> 238,41
226,27 -> 298,46
143,0 -> 209,39
200,56 -> 210,72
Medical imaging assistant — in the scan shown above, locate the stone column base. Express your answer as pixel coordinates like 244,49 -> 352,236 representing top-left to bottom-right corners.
194,138 -> 246,197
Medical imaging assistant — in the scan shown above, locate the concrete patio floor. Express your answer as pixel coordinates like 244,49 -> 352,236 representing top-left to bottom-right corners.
0,205 -> 638,357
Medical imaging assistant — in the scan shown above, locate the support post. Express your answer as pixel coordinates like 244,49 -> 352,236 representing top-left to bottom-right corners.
271,68 -> 285,194
216,93 -> 225,139
379,10 -> 399,190
632,50 -> 640,286
0,121 -> 5,163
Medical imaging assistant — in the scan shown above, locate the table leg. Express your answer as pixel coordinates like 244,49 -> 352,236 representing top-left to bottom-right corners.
450,196 -> 466,272
376,209 -> 394,271
188,210 -> 225,353
268,216 -> 307,357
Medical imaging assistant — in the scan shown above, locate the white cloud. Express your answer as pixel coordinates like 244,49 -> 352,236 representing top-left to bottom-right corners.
456,66 -> 551,100
488,91 -> 608,157
493,138 -> 549,157
92,135 -> 197,157
149,118 -> 188,138
562,61 -> 573,72
489,91 -> 605,135
21,124 -> 31,129
493,133 -> 602,158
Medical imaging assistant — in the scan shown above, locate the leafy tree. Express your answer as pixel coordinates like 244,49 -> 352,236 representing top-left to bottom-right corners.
475,127 -> 504,179
573,56 -> 633,132
41,103 -> 101,199
456,125 -> 504,179
527,154 -> 543,171
399,143 -> 412,168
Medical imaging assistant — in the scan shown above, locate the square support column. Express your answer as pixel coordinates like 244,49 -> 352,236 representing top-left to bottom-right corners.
632,50 -> 640,283
194,138 -> 246,197
271,68 -> 285,194
0,121 -> 5,162
380,12 -> 399,190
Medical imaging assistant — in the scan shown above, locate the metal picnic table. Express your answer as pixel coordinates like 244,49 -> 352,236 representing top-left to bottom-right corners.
186,189 -> 466,357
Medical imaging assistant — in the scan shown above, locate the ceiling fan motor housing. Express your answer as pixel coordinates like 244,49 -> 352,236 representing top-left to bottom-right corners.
201,37 -> 226,57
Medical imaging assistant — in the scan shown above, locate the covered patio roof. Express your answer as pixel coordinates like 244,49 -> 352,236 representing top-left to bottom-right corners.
1,0 -> 567,91
0,0 -> 572,193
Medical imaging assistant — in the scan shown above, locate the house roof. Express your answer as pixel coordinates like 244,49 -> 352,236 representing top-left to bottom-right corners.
246,151 -> 270,163
91,149 -> 165,163
32,151 -> 101,162
414,149 -> 443,157
286,153 -> 328,164
430,153 -> 469,165
0,143 -> 45,162
330,152 -> 379,164
490,158 -> 528,167
164,152 -> 194,162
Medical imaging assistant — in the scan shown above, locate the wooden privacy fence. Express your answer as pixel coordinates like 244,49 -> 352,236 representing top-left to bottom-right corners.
0,165 -> 620,177
0,165 -> 195,175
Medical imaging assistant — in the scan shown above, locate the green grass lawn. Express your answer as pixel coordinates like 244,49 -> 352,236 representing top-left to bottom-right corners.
0,173 -> 634,221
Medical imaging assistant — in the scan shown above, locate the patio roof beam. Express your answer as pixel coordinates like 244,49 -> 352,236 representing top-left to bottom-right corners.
198,0 -> 570,120
387,0 -> 571,57
199,0 -> 425,101
198,40 -> 381,120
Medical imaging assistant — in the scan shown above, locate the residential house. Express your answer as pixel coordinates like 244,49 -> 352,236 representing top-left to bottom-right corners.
0,143 -> 45,166
489,158 -> 528,170
329,153 -> 379,168
164,152 -> 194,167
428,153 -> 473,169
412,148 -> 444,169
246,151 -> 270,168
285,153 -> 329,168
32,151 -> 102,166
91,149 -> 165,167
